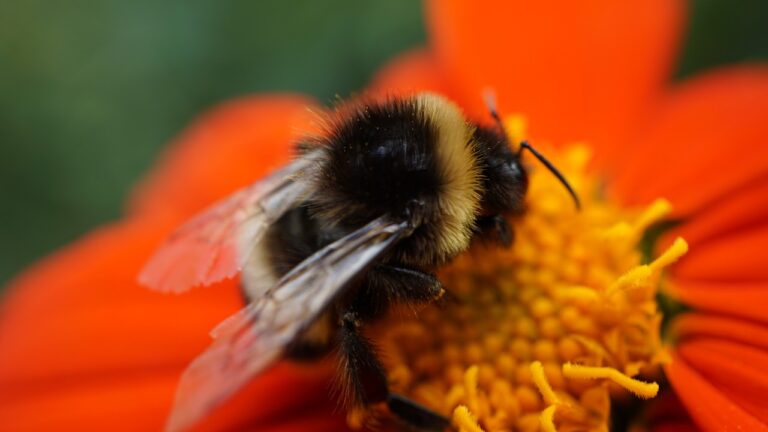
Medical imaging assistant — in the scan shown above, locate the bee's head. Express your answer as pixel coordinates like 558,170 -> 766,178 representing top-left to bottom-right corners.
475,90 -> 580,215
473,126 -> 529,215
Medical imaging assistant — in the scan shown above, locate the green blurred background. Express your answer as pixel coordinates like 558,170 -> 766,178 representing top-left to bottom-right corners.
1,0 -> 767,285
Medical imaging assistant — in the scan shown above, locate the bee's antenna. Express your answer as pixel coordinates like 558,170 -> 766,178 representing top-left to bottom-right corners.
518,141 -> 581,210
483,89 -> 508,136
483,90 -> 581,211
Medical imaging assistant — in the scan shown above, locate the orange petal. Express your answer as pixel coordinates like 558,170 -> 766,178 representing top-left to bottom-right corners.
191,362 -> 344,432
254,413 -> 350,432
0,373 -> 180,431
129,94 -> 320,217
645,391 -> 697,431
611,66 -> 768,216
665,352 -> 768,431
651,421 -> 698,432
0,215 -> 238,384
426,0 -> 685,153
677,339 -> 768,424
671,223 -> 768,282
368,48 -> 456,99
0,361 -> 340,431
671,313 -> 768,351
667,281 -> 768,324
664,178 -> 768,248
0,212 -> 336,429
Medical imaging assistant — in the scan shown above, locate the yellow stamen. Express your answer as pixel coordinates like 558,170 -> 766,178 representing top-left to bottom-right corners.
562,363 -> 659,399
532,361 -> 563,432
605,266 -> 653,296
453,405 -> 486,432
539,405 -> 558,432
556,286 -> 600,302
605,237 -> 687,299
464,365 -> 481,415
634,199 -> 673,235
602,222 -> 634,242
530,361 -> 559,406
649,237 -> 689,272
603,198 -> 672,245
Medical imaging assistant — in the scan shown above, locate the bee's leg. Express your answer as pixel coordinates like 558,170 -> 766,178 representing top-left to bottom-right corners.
476,214 -> 513,247
338,311 -> 450,431
355,265 -> 444,319
387,393 -> 452,431
377,265 -> 444,301
337,311 -> 389,407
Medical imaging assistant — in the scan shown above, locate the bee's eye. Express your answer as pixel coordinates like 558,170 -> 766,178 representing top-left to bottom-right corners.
494,156 -> 525,186
480,156 -> 528,215
505,159 -> 524,178
372,144 -> 389,159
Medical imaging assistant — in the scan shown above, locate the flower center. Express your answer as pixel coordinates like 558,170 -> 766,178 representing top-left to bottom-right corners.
354,120 -> 687,432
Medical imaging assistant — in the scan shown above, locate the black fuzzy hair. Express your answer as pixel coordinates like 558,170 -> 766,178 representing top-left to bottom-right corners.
311,96 -> 442,224
472,125 -> 528,214
308,96 -> 458,266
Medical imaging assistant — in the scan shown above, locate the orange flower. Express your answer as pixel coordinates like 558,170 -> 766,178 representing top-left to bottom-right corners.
1,1 -> 767,431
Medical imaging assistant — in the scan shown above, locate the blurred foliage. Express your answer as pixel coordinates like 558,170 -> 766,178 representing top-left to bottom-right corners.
0,0 -> 425,284
676,0 -> 768,79
0,0 -> 766,285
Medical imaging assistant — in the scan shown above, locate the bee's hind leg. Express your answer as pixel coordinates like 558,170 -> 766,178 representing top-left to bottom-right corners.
387,393 -> 451,431
337,311 -> 389,408
337,311 -> 451,431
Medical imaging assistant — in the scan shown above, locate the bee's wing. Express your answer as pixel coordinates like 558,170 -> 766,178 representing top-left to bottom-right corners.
164,216 -> 410,432
138,152 -> 321,293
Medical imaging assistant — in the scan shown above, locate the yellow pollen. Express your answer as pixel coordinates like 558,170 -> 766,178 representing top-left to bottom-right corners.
361,132 -> 687,431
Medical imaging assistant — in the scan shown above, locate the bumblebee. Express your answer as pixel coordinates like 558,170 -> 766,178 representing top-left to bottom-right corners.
140,93 -> 579,431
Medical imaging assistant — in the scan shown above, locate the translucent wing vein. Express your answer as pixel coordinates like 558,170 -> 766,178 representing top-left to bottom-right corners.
138,153 -> 320,293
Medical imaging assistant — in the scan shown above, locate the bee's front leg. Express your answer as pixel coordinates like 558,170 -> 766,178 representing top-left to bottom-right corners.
475,214 -> 513,247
